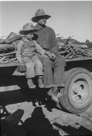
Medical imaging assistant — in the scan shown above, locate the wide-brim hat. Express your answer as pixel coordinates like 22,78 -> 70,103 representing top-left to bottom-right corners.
19,23 -> 38,35
31,9 -> 51,22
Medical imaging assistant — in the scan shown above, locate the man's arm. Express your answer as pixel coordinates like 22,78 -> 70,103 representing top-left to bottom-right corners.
49,28 -> 59,55
33,40 -> 45,55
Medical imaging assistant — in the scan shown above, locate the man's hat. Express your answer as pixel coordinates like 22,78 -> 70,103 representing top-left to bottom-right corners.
19,23 -> 38,35
31,9 -> 51,22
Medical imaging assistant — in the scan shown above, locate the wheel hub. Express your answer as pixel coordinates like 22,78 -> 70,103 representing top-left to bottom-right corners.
71,80 -> 90,104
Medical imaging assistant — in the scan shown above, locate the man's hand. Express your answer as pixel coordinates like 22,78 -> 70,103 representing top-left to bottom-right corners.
41,53 -> 47,58
19,60 -> 24,64
45,51 -> 56,60
45,51 -> 52,58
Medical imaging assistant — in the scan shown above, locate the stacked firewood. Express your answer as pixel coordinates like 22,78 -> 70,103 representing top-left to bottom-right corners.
0,51 -> 17,64
59,43 -> 92,60
0,33 -> 21,64
0,33 -> 92,64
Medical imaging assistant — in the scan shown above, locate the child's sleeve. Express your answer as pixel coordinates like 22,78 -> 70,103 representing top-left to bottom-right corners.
33,40 -> 45,55
16,40 -> 24,62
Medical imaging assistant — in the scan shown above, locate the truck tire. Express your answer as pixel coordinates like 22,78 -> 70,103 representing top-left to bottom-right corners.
59,68 -> 92,114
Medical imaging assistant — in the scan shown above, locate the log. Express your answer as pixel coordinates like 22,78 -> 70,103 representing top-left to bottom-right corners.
0,43 -> 15,50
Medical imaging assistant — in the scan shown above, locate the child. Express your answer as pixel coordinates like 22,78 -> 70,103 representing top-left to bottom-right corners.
16,23 -> 46,89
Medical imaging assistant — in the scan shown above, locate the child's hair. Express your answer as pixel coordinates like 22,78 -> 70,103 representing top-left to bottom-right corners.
32,33 -> 38,40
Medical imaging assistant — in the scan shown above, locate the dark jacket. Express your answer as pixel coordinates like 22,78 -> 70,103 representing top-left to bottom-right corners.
35,25 -> 59,55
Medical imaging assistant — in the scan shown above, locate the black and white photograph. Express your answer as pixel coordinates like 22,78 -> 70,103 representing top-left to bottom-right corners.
0,1 -> 92,136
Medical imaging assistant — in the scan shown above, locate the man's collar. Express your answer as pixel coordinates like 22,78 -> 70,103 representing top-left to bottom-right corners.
36,24 -> 46,30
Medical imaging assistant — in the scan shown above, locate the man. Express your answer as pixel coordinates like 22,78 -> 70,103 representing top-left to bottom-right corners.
31,9 -> 66,102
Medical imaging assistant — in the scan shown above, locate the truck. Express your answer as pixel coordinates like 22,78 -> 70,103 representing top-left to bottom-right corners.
0,33 -> 92,115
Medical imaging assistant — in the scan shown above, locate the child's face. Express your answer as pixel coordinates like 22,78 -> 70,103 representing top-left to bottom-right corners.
26,34 -> 33,40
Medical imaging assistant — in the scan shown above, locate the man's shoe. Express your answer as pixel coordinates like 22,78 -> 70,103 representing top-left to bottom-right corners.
57,92 -> 63,98
27,79 -> 36,89
51,94 -> 59,103
38,76 -> 44,88
48,87 -> 59,103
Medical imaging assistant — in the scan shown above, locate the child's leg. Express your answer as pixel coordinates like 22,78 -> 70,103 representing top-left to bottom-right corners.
23,57 -> 36,88
25,61 -> 35,79
32,55 -> 43,76
26,61 -> 36,88
32,55 -> 44,88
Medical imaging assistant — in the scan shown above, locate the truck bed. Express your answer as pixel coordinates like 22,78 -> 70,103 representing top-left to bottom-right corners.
0,56 -> 92,67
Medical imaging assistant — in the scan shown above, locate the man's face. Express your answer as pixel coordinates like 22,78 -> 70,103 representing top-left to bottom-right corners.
37,18 -> 47,26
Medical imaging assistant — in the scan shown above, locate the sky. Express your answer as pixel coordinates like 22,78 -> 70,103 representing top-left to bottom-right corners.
0,1 -> 92,42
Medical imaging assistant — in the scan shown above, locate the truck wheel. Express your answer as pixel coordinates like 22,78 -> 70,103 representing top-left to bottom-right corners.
59,68 -> 92,114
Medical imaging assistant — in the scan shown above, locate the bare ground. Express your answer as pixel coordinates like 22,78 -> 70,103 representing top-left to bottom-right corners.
1,87 -> 92,136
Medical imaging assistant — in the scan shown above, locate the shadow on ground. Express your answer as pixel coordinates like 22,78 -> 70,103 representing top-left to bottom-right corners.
1,74 -> 92,136
0,75 -> 58,118
1,107 -> 60,136
53,122 -> 92,136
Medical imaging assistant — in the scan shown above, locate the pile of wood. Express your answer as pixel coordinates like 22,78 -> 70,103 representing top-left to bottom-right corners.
0,33 -> 92,64
0,51 -> 17,64
0,33 -> 21,64
59,42 -> 92,60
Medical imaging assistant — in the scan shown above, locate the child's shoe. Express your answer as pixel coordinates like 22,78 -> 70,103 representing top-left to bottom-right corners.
38,76 -> 44,88
27,79 -> 36,89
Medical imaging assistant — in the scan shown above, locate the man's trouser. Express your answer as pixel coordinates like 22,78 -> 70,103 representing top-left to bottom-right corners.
42,54 -> 65,88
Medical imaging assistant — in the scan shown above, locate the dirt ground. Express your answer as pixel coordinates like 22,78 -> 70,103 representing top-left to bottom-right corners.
1,86 -> 92,136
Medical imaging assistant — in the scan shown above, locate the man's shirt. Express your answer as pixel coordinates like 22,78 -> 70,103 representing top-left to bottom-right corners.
35,25 -> 59,55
